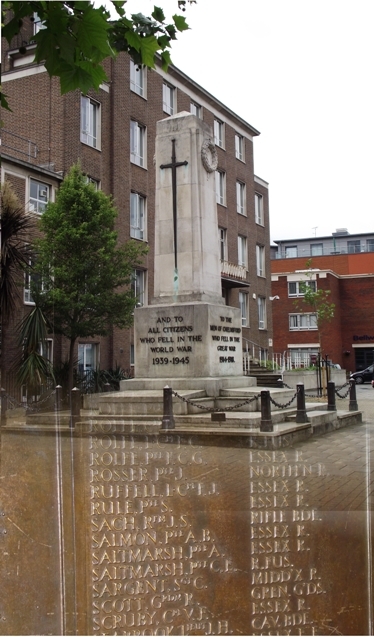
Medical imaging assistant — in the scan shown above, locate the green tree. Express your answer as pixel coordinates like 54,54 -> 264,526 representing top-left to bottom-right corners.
16,305 -> 54,396
32,164 -> 147,390
295,260 -> 335,358
2,1 -> 195,110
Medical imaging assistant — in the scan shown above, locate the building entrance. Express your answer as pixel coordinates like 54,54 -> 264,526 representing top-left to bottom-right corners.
354,347 -> 374,371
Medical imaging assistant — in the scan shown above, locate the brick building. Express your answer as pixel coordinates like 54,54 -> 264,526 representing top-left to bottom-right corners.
1,15 -> 273,393
271,231 -> 374,373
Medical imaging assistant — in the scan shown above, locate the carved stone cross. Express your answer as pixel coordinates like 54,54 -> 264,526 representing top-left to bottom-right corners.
160,138 -> 188,271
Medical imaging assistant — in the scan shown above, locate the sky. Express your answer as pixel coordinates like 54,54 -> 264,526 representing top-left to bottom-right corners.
113,0 -> 374,243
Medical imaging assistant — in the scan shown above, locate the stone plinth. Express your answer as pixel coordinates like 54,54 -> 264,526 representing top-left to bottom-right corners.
134,302 -> 242,379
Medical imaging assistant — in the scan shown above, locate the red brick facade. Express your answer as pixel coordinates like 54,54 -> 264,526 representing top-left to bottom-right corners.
271,253 -> 374,372
1,15 -> 273,393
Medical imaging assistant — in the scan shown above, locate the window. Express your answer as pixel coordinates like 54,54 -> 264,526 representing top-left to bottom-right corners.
38,339 -> 53,363
130,60 -> 145,97
367,239 -> 374,252
130,120 -> 146,167
311,243 -> 323,256
239,292 -> 248,327
80,96 -> 100,148
190,102 -> 201,118
258,297 -> 267,330
78,343 -> 98,375
163,82 -> 175,115
215,170 -> 226,205
238,235 -> 247,268
29,179 -> 49,213
285,246 -> 298,258
84,175 -> 99,190
214,118 -> 224,148
236,181 -> 246,216
24,259 -> 42,304
130,193 -> 146,241
348,240 -> 361,253
219,227 -> 227,261
32,12 -> 46,35
235,133 -> 244,161
255,193 -> 263,225
132,269 -> 146,307
289,313 -> 318,330
256,245 -> 265,277
288,280 -> 316,297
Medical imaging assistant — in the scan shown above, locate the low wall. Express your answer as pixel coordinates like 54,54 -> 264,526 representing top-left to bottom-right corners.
283,369 -> 347,391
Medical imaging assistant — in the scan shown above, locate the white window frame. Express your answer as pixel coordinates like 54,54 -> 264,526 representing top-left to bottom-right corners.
239,291 -> 248,327
288,280 -> 317,297
236,181 -> 246,216
215,170 -> 226,206
285,246 -> 298,258
38,338 -> 53,363
214,119 -> 225,148
29,179 -> 49,214
310,243 -> 323,256
238,235 -> 247,268
190,101 -> 201,118
130,120 -> 146,168
255,192 -> 264,225
130,60 -> 146,97
163,82 -> 175,115
235,133 -> 244,161
132,269 -> 147,307
80,96 -> 100,149
130,192 -> 146,241
289,313 -> 318,331
258,297 -> 267,330
78,343 -> 98,375
33,12 -> 46,35
256,244 -> 265,277
219,227 -> 227,261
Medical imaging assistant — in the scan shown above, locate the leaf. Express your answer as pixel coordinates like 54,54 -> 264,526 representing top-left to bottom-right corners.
74,4 -> 113,58
172,14 -> 189,32
124,29 -> 142,52
1,91 -> 12,112
139,35 -> 160,68
160,49 -> 172,71
152,6 -> 165,23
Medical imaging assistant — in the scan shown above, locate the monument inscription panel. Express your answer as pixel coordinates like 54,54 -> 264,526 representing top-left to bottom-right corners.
72,426 -> 373,636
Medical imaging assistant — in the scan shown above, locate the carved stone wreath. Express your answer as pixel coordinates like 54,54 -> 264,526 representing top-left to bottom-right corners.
201,139 -> 218,173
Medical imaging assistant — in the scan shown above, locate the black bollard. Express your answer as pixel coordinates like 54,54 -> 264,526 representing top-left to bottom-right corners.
0,388 -> 7,427
277,378 -> 284,389
296,383 -> 308,423
70,387 -> 81,429
327,381 -> 336,411
161,385 -> 175,430
349,379 -> 358,412
260,390 -> 273,432
104,382 -> 111,392
55,385 -> 62,412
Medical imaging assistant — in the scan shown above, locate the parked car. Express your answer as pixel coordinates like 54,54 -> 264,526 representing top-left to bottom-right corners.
372,379 -> 374,388
350,364 -> 374,384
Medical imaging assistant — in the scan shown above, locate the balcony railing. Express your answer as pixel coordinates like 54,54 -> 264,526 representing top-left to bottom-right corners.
221,260 -> 248,280
1,129 -> 60,174
272,241 -> 374,259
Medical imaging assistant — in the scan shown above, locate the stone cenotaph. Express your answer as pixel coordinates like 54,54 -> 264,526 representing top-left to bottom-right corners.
133,112 -> 252,394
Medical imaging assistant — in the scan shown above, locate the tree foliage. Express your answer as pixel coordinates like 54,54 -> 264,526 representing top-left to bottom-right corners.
16,305 -> 54,393
2,1 -> 195,108
0,181 -> 36,322
32,164 -> 147,388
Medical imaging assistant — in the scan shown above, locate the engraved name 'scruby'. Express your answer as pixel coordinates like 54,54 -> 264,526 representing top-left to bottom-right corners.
89,431 -> 235,636
138,315 -> 239,365
249,450 -> 326,636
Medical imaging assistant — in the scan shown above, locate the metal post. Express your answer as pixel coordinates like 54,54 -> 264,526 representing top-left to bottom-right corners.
1,388 -> 7,427
104,383 -> 111,392
260,390 -> 273,432
70,387 -> 81,429
55,385 -> 62,412
327,381 -> 336,411
296,383 -> 308,423
349,379 -> 358,412
161,385 -> 175,430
